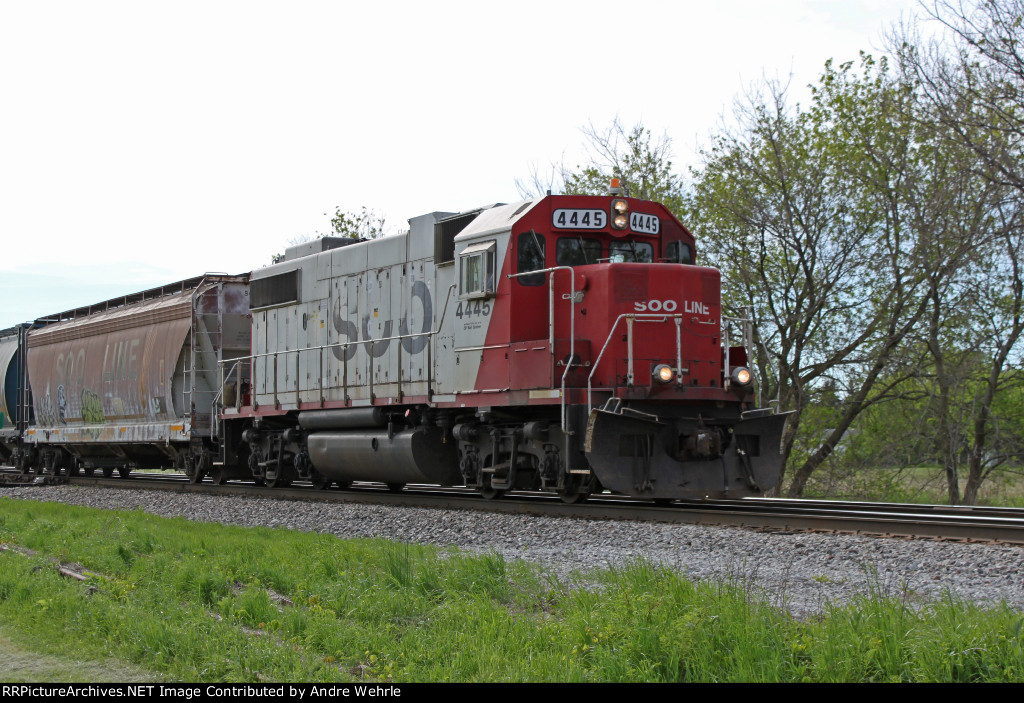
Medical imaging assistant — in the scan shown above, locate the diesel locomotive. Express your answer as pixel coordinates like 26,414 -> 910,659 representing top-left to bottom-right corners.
1,185 -> 789,502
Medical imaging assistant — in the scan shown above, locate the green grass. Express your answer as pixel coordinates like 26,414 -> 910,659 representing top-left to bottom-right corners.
801,464 -> 1024,507
0,497 -> 1022,682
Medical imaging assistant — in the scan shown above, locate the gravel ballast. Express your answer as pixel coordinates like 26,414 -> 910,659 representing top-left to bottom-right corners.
5,485 -> 1023,618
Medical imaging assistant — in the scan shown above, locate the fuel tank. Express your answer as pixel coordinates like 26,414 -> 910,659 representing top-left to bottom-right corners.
307,426 -> 461,485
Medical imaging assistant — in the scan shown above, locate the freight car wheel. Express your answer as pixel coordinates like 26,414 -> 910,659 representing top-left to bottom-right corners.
335,481 -> 352,490
84,466 -> 95,477
478,487 -> 505,500
102,467 -> 114,478
118,467 -> 131,479
386,483 -> 405,493
311,470 -> 332,490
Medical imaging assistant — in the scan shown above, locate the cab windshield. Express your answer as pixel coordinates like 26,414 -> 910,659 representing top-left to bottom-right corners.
556,237 -> 602,266
608,240 -> 654,263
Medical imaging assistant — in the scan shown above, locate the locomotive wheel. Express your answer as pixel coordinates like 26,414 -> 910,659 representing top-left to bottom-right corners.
386,483 -> 405,493
187,468 -> 204,484
335,481 -> 352,490
118,467 -> 131,479
266,473 -> 292,488
311,471 -> 332,490
84,466 -> 95,477
557,488 -> 589,504
102,467 -> 114,478
557,475 -> 594,505
478,486 -> 505,500
210,465 -> 228,486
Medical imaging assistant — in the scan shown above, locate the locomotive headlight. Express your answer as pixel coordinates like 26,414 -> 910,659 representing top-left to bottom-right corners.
731,367 -> 752,386
653,364 -> 674,383
611,198 -> 628,229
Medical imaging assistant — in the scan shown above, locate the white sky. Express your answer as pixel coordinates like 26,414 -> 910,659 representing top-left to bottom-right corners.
0,0 -> 921,328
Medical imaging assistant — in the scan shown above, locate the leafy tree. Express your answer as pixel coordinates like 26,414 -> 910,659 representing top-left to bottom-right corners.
689,54 -> 990,497
899,0 -> 1024,191
270,206 -> 387,263
518,118 -> 686,216
326,205 -> 387,240
892,0 -> 1024,503
562,119 -> 686,216
518,22 -> 1024,504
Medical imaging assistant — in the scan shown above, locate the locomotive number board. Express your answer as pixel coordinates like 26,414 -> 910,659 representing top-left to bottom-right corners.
629,212 -> 660,235
552,208 -> 660,235
552,209 -> 607,229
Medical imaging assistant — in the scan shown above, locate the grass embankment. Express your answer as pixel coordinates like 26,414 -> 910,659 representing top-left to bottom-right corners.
805,466 -> 1024,506
0,497 -> 1022,682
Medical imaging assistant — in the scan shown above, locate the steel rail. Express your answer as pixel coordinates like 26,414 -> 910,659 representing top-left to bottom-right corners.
4,468 -> 1022,546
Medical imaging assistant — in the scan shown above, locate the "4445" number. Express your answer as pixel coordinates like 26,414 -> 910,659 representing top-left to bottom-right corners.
456,300 -> 491,318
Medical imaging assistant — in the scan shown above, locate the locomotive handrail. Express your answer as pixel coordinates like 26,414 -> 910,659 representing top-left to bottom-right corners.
722,308 -> 757,402
219,330 -> 431,408
507,266 -> 577,433
211,357 -> 250,439
586,313 -> 685,417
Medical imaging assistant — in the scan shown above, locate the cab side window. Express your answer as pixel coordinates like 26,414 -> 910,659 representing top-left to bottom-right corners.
459,241 -> 496,298
666,241 -> 693,264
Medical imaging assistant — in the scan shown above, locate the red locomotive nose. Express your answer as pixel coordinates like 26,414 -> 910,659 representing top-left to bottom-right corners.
552,263 -> 722,391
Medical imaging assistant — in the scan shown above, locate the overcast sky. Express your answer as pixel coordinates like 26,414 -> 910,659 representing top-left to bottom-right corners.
0,0 -> 922,329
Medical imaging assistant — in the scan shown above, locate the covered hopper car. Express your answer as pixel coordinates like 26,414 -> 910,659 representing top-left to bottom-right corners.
4,187 -> 789,502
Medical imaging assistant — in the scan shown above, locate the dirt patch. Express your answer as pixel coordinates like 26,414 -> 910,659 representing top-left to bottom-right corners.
0,630 -> 165,683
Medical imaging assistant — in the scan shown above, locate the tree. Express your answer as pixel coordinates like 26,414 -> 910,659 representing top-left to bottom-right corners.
528,29 -> 1024,503
270,206 -> 387,264
517,118 -> 686,216
689,55 -> 990,497
891,0 -> 1024,503
326,205 -> 387,240
900,0 -> 1024,191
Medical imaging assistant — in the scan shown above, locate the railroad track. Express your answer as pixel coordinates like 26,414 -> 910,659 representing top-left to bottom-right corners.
3,466 -> 1023,546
